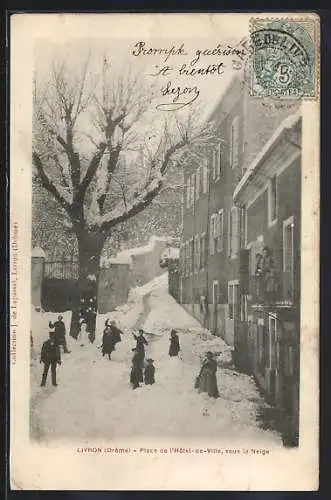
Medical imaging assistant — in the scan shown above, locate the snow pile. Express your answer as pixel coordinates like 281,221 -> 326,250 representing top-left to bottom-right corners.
107,235 -> 167,266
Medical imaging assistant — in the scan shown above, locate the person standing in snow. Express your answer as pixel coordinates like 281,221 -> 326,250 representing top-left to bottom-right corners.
49,315 -> 71,353
169,329 -> 180,357
109,320 -> 123,347
40,331 -> 62,387
133,329 -> 148,358
132,329 -> 148,382
195,351 -> 219,399
101,322 -> 113,359
144,358 -> 155,385
77,320 -> 89,347
101,319 -> 122,360
130,348 -> 143,389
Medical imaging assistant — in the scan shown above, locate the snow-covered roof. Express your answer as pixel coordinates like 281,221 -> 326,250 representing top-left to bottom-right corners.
101,254 -> 132,267
233,111 -> 302,203
102,236 -> 168,267
113,235 -> 167,260
32,247 -> 46,258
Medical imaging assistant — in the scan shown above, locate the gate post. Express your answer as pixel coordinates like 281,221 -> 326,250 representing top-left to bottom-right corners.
31,247 -> 46,310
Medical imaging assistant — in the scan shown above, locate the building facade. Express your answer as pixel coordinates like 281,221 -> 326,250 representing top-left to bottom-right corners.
179,75 -> 301,445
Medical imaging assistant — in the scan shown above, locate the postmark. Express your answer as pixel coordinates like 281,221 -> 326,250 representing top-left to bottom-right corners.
249,17 -> 319,98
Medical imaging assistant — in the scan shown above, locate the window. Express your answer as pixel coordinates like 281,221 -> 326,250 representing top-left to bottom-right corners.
268,314 -> 278,370
230,116 -> 239,168
217,209 -> 224,252
212,280 -> 219,305
210,211 -> 224,255
202,160 -> 209,193
268,175 -> 277,225
240,294 -> 248,321
212,143 -> 222,180
228,282 -> 239,319
228,207 -> 240,258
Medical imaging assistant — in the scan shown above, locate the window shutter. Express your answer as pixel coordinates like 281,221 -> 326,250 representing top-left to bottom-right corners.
232,207 -> 240,256
217,211 -> 223,252
213,151 -> 217,179
203,162 -> 208,193
210,215 -> 214,255
191,172 -> 196,205
195,169 -> 200,200
218,143 -> 222,177
186,177 -> 190,208
228,210 -> 232,257
231,116 -> 239,168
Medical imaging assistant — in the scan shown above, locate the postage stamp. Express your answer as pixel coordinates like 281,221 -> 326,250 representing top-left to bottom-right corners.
249,17 -> 319,98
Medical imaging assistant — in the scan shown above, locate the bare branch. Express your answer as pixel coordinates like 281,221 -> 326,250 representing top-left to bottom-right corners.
33,151 -> 72,217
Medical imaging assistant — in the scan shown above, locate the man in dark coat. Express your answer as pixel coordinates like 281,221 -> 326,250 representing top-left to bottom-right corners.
130,348 -> 143,389
49,315 -> 70,353
109,320 -> 123,345
40,332 -> 62,387
169,329 -> 180,357
144,359 -> 155,385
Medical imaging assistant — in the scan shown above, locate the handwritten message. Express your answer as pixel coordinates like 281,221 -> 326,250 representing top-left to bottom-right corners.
131,39 -> 253,111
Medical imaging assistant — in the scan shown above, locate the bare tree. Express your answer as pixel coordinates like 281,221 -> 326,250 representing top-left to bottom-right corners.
33,54 -> 217,339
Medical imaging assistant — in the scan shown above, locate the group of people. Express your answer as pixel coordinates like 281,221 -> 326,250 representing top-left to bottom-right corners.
38,316 -> 220,400
39,315 -> 69,387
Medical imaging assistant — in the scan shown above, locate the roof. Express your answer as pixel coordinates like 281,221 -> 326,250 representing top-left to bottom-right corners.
233,111 -> 302,203
103,235 -> 168,267
32,247 -> 46,258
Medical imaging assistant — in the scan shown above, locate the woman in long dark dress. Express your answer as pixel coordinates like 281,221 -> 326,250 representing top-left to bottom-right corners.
130,348 -> 143,389
132,330 -> 148,381
169,329 -> 180,357
195,351 -> 219,399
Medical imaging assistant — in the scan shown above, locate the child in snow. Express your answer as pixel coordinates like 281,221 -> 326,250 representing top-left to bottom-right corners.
169,329 -> 180,357
144,358 -> 155,385
77,320 -> 89,347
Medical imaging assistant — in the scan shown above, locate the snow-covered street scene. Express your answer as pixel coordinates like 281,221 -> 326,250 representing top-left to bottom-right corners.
30,273 -> 281,446
29,32 -> 301,452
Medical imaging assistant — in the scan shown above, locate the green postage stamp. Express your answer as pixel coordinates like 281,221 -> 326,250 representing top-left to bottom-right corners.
249,17 -> 319,98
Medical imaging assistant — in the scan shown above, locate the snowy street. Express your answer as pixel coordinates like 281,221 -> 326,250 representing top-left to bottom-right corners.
30,274 -> 282,446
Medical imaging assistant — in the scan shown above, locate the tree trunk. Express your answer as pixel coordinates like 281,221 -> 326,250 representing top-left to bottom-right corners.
69,230 -> 106,342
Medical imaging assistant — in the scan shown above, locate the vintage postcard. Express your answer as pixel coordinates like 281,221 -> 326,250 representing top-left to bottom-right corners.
10,12 -> 320,490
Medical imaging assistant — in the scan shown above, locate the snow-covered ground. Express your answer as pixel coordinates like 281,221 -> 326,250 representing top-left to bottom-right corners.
30,273 -> 282,446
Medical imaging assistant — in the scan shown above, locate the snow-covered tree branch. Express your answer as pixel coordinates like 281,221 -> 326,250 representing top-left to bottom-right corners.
33,50 -> 217,337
